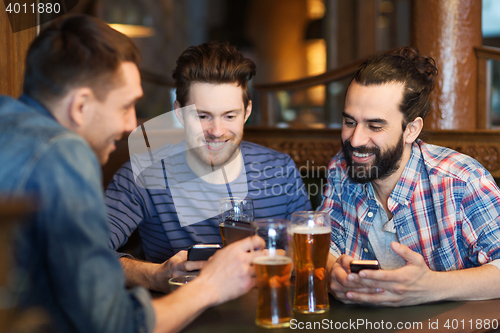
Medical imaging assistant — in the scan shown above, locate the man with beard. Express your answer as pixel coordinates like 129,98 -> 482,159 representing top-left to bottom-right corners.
320,47 -> 500,306
105,42 -> 310,292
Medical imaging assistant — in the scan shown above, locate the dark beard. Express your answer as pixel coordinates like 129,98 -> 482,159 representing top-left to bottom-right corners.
342,135 -> 404,184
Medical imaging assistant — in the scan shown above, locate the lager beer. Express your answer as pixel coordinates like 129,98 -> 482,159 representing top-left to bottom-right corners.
253,255 -> 293,328
293,226 -> 330,313
218,223 -> 227,247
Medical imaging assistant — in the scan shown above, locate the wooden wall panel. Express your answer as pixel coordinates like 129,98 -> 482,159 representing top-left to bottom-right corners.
105,127 -> 500,185
0,1 -> 37,97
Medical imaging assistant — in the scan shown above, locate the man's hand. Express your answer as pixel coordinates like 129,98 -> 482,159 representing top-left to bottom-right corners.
194,235 -> 266,305
328,253 -> 382,303
342,242 -> 439,306
151,236 -> 265,333
119,251 -> 205,293
157,250 -> 205,279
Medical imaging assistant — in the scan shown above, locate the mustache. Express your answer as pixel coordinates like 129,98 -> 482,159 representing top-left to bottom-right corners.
342,140 -> 380,155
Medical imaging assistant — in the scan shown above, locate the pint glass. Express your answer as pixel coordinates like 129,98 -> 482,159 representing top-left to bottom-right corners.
253,218 -> 293,328
218,197 -> 254,247
291,211 -> 331,314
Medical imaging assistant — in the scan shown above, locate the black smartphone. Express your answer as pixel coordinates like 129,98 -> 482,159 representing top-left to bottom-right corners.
222,220 -> 253,245
350,260 -> 380,273
187,244 -> 222,261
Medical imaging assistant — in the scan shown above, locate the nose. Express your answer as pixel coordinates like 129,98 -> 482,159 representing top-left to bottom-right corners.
206,117 -> 226,138
125,109 -> 138,133
349,124 -> 369,148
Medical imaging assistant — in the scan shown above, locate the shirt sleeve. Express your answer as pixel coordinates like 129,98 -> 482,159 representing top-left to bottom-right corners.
461,168 -> 500,266
30,139 -> 155,333
318,165 -> 347,256
284,157 -> 312,219
486,259 -> 500,271
105,160 -> 148,251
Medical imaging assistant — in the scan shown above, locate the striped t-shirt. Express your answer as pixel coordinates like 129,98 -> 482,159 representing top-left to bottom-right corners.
105,141 -> 311,262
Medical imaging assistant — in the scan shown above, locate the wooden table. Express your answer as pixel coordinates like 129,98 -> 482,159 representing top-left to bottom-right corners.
183,287 -> 500,333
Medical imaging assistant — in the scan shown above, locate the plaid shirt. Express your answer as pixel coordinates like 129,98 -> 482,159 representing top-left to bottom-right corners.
319,140 -> 500,271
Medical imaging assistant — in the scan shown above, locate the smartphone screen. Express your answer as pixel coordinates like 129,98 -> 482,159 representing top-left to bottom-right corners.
350,260 -> 380,273
187,244 -> 221,261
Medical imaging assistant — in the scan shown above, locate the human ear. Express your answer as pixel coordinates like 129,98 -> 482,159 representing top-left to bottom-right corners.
68,88 -> 94,127
174,101 -> 185,127
244,100 -> 252,123
404,117 -> 423,144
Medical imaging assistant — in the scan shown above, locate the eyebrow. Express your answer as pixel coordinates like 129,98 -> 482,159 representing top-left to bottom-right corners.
342,112 -> 388,125
125,95 -> 143,107
195,109 -> 243,114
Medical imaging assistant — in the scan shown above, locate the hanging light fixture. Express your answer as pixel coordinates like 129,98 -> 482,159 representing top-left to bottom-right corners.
98,0 -> 155,38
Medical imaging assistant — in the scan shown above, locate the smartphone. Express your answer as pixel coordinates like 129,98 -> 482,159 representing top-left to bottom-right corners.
350,260 -> 380,273
222,220 -> 254,245
187,244 -> 222,261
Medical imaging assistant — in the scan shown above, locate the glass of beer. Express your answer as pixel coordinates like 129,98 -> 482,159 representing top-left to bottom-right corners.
218,197 -> 254,247
291,211 -> 331,314
253,218 -> 293,328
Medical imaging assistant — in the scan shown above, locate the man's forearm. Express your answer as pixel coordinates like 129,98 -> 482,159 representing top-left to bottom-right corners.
431,264 -> 500,302
119,257 -> 164,292
152,278 -> 218,333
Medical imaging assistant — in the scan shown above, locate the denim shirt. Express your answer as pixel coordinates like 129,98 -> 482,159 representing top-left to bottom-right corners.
0,95 -> 154,333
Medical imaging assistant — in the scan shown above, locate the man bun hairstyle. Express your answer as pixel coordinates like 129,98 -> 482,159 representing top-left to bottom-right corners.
172,41 -> 256,110
354,46 -> 438,128
23,15 -> 140,104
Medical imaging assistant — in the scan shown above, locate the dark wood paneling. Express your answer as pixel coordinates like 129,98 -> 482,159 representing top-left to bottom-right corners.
0,1 -> 37,97
104,127 -> 500,189
244,128 -> 500,178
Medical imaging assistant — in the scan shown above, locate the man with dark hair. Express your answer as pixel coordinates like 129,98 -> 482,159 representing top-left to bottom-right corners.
104,41 -> 311,292
320,47 -> 500,306
0,15 -> 265,333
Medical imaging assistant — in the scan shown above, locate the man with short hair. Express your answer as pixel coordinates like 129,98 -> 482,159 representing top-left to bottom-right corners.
0,15 -> 265,333
320,47 -> 500,306
105,42 -> 311,292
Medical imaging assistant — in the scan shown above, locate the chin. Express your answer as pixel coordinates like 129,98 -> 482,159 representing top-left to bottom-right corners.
98,156 -> 109,166
91,147 -> 110,166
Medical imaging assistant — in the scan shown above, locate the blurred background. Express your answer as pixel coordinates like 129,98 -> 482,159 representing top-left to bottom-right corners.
47,0 -> 499,130
4,0 -> 500,204
66,0 -> 413,126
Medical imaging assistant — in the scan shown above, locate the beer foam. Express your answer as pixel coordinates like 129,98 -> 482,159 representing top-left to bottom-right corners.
253,255 -> 292,265
293,226 -> 331,235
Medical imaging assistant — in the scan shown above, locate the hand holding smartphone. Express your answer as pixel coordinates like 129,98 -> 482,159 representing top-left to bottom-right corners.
350,260 -> 380,273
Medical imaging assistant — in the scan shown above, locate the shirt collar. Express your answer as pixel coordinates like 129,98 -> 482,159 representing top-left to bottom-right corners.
18,94 -> 56,120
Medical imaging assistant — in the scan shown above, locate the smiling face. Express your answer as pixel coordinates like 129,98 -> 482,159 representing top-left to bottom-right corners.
82,62 -> 142,165
341,81 -> 411,183
176,82 -> 251,169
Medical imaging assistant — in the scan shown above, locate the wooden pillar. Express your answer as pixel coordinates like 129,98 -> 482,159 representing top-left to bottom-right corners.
412,0 -> 482,130
0,2 -> 37,97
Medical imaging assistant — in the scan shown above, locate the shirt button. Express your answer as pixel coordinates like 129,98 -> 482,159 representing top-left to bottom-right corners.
405,200 -> 409,205
367,212 -> 374,218
364,248 -> 369,253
